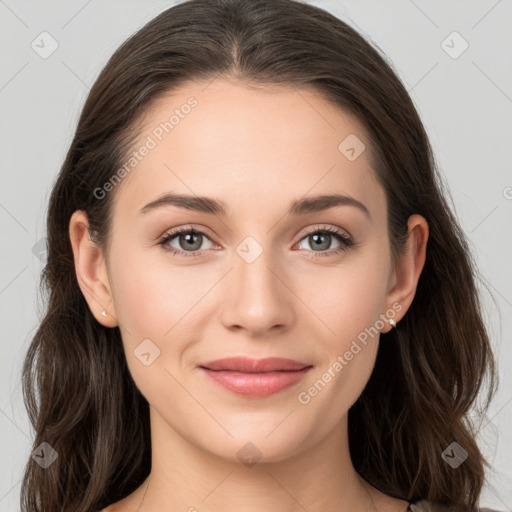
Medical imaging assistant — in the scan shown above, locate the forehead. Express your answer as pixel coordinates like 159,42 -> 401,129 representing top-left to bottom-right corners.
110,78 -> 385,222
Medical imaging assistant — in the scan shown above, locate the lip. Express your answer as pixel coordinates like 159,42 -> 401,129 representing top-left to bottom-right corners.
200,357 -> 311,372
198,357 -> 313,397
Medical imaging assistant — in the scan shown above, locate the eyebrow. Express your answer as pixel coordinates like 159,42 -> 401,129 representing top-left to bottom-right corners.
139,192 -> 370,219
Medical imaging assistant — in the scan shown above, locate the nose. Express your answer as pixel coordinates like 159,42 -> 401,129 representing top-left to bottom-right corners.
219,242 -> 295,337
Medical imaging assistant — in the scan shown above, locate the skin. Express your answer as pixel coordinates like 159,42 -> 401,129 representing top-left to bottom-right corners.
69,78 -> 428,512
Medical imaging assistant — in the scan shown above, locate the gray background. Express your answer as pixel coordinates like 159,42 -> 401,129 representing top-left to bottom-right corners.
1,0 -> 511,510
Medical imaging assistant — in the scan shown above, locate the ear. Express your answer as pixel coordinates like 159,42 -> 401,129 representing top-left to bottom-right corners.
381,214 -> 429,333
68,210 -> 118,327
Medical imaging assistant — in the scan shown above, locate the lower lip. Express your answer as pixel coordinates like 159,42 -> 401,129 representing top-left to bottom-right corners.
200,367 -> 312,397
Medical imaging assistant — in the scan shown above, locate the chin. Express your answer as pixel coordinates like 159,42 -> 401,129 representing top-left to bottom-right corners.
197,420 -> 312,465
208,438 -> 305,466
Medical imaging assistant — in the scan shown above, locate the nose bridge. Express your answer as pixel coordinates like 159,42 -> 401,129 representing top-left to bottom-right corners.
220,234 -> 294,334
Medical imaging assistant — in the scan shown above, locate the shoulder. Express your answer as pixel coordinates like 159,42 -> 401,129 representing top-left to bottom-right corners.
409,500 -> 504,512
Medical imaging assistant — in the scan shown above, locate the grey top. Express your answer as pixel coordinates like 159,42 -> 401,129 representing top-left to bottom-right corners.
99,500 -> 503,512
409,500 -> 503,511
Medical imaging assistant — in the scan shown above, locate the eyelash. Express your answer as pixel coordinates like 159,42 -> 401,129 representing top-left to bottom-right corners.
158,225 -> 355,259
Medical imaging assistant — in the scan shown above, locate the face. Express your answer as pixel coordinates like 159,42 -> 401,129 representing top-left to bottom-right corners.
88,78 -> 405,463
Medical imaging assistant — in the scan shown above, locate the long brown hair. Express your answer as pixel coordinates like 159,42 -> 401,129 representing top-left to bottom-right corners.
21,1 -> 498,511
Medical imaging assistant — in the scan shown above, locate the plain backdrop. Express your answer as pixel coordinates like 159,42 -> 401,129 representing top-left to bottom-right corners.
0,0 -> 511,510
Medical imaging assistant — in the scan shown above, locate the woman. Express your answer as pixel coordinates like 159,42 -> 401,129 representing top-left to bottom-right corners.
20,1 -> 501,511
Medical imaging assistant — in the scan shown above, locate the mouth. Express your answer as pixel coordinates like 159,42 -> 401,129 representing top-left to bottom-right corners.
198,357 -> 313,397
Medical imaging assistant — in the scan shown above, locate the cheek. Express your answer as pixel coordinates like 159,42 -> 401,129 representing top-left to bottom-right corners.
110,246 -> 202,336
296,256 -> 388,346
305,250 -> 390,409
109,248 -> 217,389
108,249 -> 196,394
297,263 -> 385,418
112,244 -> 388,346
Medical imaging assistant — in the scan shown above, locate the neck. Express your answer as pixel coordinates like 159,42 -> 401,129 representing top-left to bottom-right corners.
130,408 -> 385,512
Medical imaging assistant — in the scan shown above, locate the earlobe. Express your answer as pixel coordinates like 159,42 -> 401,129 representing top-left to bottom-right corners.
68,210 -> 118,327
382,214 -> 429,332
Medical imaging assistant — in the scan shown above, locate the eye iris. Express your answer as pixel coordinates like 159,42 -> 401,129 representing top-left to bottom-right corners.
310,233 -> 331,251
180,232 -> 202,251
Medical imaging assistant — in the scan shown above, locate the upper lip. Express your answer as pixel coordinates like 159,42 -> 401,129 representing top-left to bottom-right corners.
199,357 -> 312,373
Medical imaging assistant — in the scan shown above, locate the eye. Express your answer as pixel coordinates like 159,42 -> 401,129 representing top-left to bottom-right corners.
296,226 -> 354,258
158,224 -> 355,259
158,226 -> 216,258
